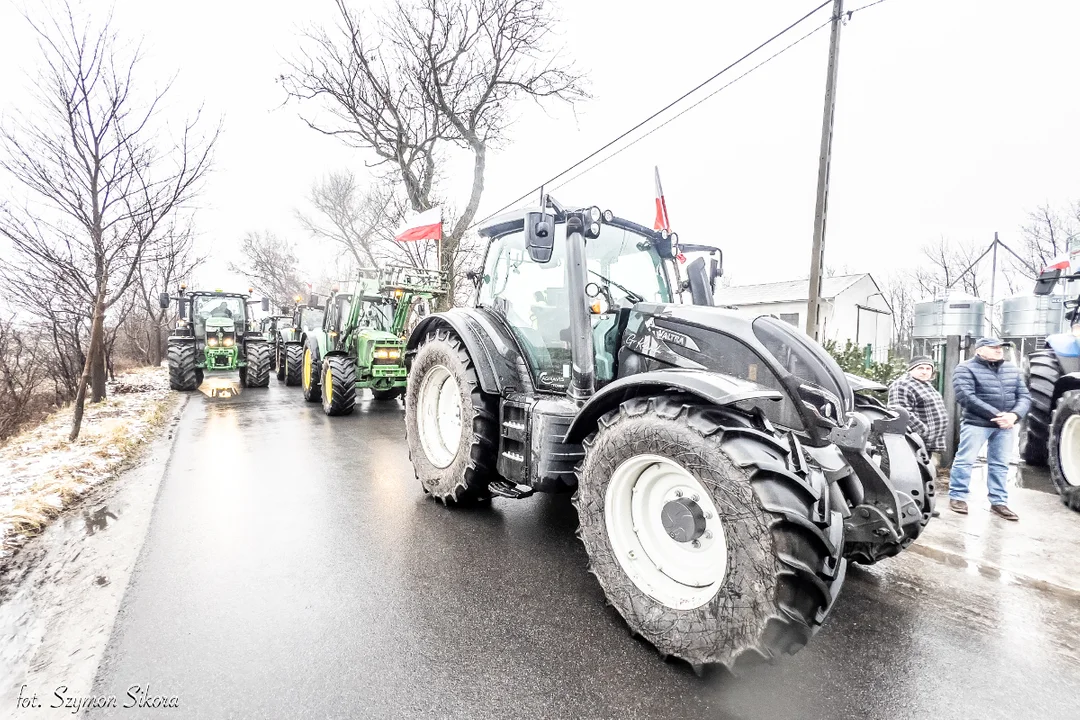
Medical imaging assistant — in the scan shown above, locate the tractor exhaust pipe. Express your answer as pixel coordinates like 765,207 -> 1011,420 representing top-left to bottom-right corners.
565,219 -> 595,403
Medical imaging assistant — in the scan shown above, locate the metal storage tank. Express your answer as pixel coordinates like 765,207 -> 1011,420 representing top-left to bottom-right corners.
912,294 -> 986,338
1002,294 -> 1068,357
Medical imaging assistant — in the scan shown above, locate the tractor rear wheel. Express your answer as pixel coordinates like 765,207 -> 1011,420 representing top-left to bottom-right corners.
1020,350 -> 1061,466
167,342 -> 199,391
301,344 -> 321,403
321,355 -> 357,416
244,343 -> 271,388
285,344 -> 303,386
405,328 -> 497,503
1049,390 -> 1080,510
372,387 -> 403,402
574,396 -> 845,673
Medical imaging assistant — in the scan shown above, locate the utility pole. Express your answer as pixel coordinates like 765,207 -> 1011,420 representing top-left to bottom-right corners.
806,0 -> 845,340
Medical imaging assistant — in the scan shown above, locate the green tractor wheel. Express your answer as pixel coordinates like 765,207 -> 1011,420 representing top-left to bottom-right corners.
321,355 -> 357,416
243,343 -> 271,388
372,387 -> 403,402
167,341 -> 199,391
284,344 -> 303,387
301,345 -> 322,403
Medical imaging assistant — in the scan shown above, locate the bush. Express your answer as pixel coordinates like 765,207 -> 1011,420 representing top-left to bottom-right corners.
822,339 -> 906,387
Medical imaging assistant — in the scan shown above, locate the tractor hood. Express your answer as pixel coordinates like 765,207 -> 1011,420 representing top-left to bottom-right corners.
624,303 -> 855,415
358,328 -> 402,344
205,316 -> 237,331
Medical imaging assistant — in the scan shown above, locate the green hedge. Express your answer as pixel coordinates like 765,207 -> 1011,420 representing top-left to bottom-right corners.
822,339 -> 907,387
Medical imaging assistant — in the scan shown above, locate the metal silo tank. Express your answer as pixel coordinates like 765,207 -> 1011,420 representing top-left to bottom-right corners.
1000,295 -> 1067,337
912,294 -> 986,338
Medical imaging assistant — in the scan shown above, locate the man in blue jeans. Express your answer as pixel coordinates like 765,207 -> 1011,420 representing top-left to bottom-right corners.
949,337 -> 1031,520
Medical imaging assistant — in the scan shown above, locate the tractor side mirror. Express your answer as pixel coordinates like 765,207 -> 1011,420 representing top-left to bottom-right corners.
159,292 -> 170,309
1033,268 -> 1062,296
710,252 -> 723,291
525,211 -> 555,263
686,257 -> 715,306
261,298 -> 270,312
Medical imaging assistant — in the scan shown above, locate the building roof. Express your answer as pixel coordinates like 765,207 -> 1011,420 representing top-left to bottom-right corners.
713,274 -> 868,307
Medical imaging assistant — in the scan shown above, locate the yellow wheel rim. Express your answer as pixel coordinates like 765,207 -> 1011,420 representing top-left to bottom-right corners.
325,364 -> 333,406
303,348 -> 312,390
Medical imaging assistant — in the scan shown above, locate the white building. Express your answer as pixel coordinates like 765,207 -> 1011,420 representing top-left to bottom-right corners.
713,274 -> 894,361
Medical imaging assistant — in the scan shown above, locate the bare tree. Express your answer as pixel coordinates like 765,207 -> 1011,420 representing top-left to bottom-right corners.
0,1 -> 218,439
1019,203 -> 1079,273
881,271 -> 916,358
229,231 -> 308,310
282,0 -> 587,302
131,220 -> 203,366
0,317 -> 49,439
297,170 -> 392,270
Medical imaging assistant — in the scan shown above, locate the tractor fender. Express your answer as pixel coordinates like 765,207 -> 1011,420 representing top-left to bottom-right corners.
407,308 -> 526,396
1053,372 -> 1080,405
564,369 -> 783,444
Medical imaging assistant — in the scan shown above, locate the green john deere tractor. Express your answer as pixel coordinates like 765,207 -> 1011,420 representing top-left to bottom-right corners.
160,287 -> 271,390
1018,251 -> 1080,510
300,265 -> 446,415
275,295 -> 325,387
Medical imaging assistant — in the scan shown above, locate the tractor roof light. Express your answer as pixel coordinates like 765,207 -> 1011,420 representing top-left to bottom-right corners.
586,206 -> 602,223
603,209 -> 614,222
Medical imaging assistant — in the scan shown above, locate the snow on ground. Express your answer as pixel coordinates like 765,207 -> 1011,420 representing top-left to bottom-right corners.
0,366 -> 175,563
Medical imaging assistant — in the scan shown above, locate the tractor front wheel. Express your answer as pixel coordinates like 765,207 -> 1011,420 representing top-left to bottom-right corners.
1020,350 -> 1061,466
1049,390 -> 1080,510
285,344 -> 303,387
167,342 -> 199,391
276,345 -> 286,381
301,345 -> 321,403
574,396 -> 845,673
405,328 -> 497,503
244,343 -> 271,388
321,355 -> 357,416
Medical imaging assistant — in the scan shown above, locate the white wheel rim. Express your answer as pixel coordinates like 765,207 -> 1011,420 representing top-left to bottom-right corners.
604,454 -> 728,610
1061,415 -> 1080,487
417,365 -> 463,469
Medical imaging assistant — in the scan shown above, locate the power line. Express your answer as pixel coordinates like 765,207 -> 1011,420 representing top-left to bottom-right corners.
467,0 -> 833,231
548,16 -> 834,196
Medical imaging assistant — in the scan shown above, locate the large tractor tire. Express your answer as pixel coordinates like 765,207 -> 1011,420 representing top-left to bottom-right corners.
275,345 -> 286,381
847,403 -> 936,565
405,328 -> 498,504
321,355 -> 357,416
372,387 -> 403,402
1049,390 -> 1080,511
301,343 -> 321,403
1021,350 -> 1061,466
167,342 -> 199,391
243,343 -> 271,388
284,344 -> 303,387
574,396 -> 845,674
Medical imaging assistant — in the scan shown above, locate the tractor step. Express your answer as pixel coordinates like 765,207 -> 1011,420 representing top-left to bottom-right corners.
487,479 -> 535,500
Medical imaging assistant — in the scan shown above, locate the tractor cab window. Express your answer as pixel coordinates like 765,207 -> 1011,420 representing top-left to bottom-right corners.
479,228 -> 573,389
299,308 -> 325,332
359,298 -> 394,332
328,295 -> 352,332
193,296 -> 245,337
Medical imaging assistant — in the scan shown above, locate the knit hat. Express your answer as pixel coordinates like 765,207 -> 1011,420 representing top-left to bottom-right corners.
907,356 -> 934,372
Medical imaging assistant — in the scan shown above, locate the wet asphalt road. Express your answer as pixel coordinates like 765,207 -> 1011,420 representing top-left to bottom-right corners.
89,378 -> 1080,719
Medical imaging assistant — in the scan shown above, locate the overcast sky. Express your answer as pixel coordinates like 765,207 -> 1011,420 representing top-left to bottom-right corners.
1,0 -> 1078,294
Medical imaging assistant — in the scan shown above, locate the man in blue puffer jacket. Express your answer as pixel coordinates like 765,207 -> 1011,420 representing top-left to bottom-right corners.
948,337 -> 1031,520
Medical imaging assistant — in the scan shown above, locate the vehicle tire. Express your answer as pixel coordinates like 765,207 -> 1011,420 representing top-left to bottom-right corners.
574,395 -> 845,673
244,343 -> 271,388
372,387 -> 403,402
276,345 -> 286,381
1049,390 -> 1080,511
321,355 -> 356,416
167,342 -> 198,391
301,343 -> 321,403
1021,350 -> 1060,467
405,328 -> 498,504
848,404 -> 936,565
285,344 -> 303,387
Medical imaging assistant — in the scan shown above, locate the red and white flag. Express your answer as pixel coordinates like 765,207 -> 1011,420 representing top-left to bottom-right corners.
395,207 -> 443,242
1043,252 -> 1076,273
653,166 -> 671,232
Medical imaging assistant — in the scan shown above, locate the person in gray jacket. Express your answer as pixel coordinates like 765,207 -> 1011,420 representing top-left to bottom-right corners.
948,337 -> 1031,520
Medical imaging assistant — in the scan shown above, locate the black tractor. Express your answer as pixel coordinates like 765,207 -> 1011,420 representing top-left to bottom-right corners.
1019,253 -> 1080,509
403,198 -> 934,673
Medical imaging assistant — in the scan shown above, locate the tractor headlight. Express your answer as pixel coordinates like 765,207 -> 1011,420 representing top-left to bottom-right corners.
223,337 -> 234,347
208,338 -> 219,347
374,348 -> 401,360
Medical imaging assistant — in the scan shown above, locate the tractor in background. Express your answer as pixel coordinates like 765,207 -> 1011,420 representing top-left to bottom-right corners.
402,198 -> 934,673
275,295 -> 325,387
160,286 -> 271,390
301,265 -> 446,415
1019,251 -> 1080,509
260,311 -> 294,380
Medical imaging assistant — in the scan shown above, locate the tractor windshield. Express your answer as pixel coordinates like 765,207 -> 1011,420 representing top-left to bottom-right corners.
299,308 -> 324,332
358,299 -> 394,332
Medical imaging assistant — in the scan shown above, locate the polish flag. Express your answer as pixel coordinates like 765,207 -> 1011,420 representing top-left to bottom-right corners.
1043,253 -> 1074,273
395,207 -> 443,242
653,166 -> 671,232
